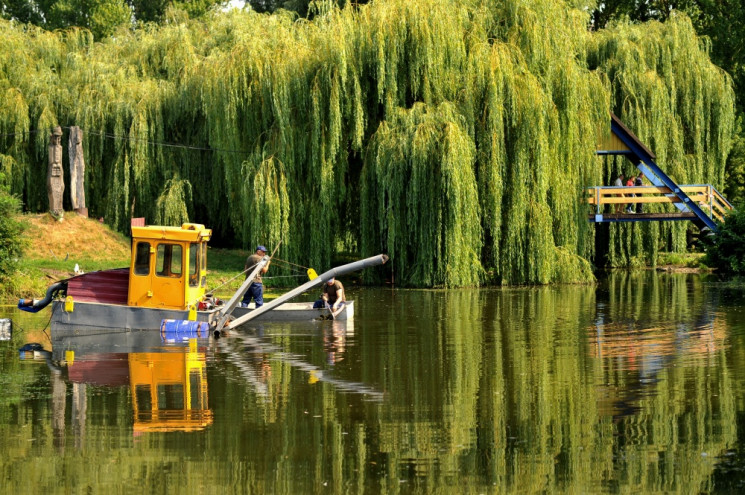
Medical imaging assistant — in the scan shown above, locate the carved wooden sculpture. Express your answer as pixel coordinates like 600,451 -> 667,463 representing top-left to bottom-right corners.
47,126 -> 64,219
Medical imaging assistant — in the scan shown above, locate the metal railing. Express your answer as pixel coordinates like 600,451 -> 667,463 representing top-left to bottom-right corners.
587,184 -> 732,222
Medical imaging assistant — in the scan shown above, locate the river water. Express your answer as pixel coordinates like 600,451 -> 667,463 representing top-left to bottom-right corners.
2,271 -> 745,493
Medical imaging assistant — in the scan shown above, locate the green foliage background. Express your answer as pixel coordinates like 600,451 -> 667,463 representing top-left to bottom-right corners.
0,0 -> 225,38
703,207 -> 745,274
0,181 -> 26,291
0,0 -> 735,286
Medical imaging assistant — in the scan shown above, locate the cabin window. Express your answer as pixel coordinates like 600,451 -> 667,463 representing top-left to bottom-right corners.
201,242 -> 208,287
189,370 -> 202,409
134,242 -> 151,275
156,243 -> 182,277
134,384 -> 152,414
188,243 -> 199,287
157,384 -> 185,409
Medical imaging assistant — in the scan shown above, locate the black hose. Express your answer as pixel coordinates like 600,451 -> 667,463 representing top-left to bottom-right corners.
18,281 -> 67,313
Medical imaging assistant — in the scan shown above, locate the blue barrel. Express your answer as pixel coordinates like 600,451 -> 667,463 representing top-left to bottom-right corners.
160,319 -> 210,341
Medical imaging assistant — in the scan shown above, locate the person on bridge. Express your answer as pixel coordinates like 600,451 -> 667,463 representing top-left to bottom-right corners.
635,173 -> 645,213
625,175 -> 635,213
614,173 -> 625,214
241,245 -> 270,308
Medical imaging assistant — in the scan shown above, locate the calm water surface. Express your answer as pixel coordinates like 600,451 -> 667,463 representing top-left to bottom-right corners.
2,271 -> 745,493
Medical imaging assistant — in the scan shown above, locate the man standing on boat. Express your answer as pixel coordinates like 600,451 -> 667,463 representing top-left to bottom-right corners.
241,245 -> 270,308
313,277 -> 346,314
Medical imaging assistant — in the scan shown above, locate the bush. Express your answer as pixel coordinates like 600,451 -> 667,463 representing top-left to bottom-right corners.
0,188 -> 26,291
703,206 -> 745,274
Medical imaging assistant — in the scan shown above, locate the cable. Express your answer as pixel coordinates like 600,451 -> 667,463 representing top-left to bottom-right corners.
81,127 -> 249,155
267,258 -> 307,275
207,263 -> 256,294
0,125 -> 250,155
271,257 -> 311,270
40,313 -> 52,343
0,129 -> 41,138
8,320 -> 25,335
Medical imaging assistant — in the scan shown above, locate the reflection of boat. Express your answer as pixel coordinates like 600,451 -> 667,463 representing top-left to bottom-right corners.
221,325 -> 383,401
129,349 -> 212,433
54,330 -> 213,432
19,223 -> 384,333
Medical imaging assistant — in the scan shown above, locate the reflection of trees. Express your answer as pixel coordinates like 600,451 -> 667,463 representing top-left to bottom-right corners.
588,272 -> 736,492
352,277 -> 736,492
0,275 -> 738,492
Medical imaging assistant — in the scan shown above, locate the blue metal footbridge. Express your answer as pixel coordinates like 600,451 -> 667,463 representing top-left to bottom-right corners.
589,115 -> 732,232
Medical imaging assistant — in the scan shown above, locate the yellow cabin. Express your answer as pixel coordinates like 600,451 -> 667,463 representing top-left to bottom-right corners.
128,223 -> 212,310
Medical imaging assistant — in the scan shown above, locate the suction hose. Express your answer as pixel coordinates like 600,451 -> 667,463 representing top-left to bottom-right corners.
18,281 -> 67,313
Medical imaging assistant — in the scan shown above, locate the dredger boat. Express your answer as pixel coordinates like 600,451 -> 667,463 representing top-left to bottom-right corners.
19,223 -> 387,335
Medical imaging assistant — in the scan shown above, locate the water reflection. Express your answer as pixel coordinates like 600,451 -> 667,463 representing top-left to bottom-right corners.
51,329 -> 212,436
220,320 -> 383,401
586,272 -> 735,493
591,273 -> 730,420
0,273 -> 743,493
350,277 -> 737,492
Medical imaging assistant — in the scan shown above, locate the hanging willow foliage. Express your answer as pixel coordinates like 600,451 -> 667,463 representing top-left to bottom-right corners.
154,177 -> 192,226
0,0 -> 735,286
362,102 -> 482,287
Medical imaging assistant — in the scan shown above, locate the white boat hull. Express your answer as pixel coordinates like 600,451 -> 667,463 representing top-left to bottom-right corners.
50,299 -> 353,334
231,301 -> 353,322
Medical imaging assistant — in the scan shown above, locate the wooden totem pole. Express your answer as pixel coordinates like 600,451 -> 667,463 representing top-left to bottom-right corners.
69,126 -> 87,217
47,126 -> 64,219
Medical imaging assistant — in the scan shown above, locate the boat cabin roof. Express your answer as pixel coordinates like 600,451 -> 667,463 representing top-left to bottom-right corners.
131,223 -> 211,243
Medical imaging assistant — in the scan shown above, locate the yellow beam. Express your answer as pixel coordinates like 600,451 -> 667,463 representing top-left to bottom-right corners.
588,194 -> 708,205
586,185 -> 731,223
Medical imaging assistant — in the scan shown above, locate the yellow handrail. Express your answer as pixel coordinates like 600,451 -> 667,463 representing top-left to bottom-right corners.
587,184 -> 732,222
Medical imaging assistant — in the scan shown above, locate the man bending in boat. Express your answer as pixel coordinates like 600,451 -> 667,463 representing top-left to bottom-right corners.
313,277 -> 346,315
241,245 -> 270,308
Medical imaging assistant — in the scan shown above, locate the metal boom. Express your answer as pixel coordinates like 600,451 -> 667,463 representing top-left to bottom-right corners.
224,254 -> 389,329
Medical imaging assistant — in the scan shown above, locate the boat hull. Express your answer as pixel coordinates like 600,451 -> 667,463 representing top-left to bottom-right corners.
231,301 -> 353,322
50,299 -> 353,333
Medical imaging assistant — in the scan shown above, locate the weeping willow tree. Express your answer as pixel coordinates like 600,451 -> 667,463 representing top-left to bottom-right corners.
0,0 -> 735,286
153,177 -> 192,226
362,103 -> 483,286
